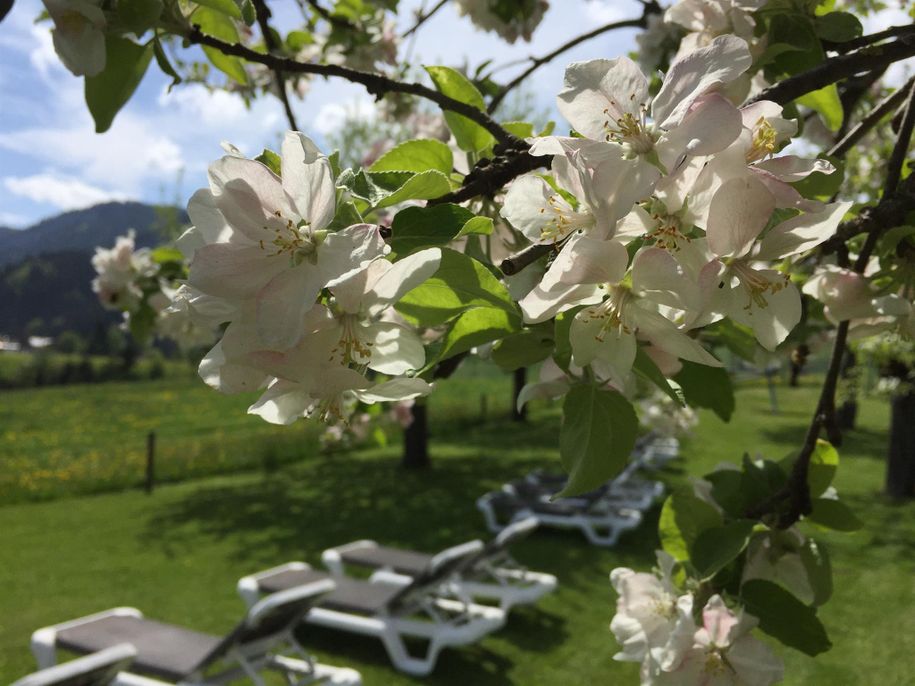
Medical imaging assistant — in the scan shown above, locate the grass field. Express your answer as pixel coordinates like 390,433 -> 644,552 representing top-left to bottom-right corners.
0,359 -> 512,502
1,378 -> 912,685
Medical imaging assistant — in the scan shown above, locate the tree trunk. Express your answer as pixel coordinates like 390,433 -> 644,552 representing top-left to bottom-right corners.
512,367 -> 527,422
401,401 -> 430,469
836,350 -> 858,431
885,390 -> 915,499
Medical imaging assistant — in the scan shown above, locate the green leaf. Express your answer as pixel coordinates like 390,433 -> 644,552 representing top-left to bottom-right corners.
457,215 -> 493,237
153,37 -> 182,90
85,36 -> 154,133
705,468 -> 747,517
286,30 -> 314,51
119,0 -> 163,34
255,149 -> 282,176
808,497 -> 862,531
741,579 -> 832,656
658,486 -> 723,562
424,66 -> 495,153
502,121 -> 535,138
150,246 -> 184,264
492,324 -> 555,371
552,308 -> 579,373
798,84 -> 843,132
800,537 -> 833,606
633,346 -> 684,405
690,520 -> 756,579
558,385 -> 638,497
814,11 -> 862,42
389,204 -> 474,255
195,5 -> 248,84
396,248 -> 519,326
673,361 -> 735,421
703,319 -> 758,362
437,307 -> 521,363
375,170 -> 452,208
194,0 -> 243,19
369,139 -> 454,175
807,439 -> 839,497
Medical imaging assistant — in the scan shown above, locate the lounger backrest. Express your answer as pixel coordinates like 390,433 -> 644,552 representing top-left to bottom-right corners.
387,540 -> 485,613
11,644 -> 136,686
191,579 -> 335,672
488,515 -> 538,553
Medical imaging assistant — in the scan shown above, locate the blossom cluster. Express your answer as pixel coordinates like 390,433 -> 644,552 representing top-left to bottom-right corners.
454,0 -> 548,43
172,133 -> 438,424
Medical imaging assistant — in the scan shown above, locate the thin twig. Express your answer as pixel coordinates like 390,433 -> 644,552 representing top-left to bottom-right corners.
751,36 -> 915,106
823,23 -> 915,54
500,243 -> 552,275
487,15 -> 649,114
402,0 -> 448,38
304,0 -> 357,31
829,76 -> 915,158
186,25 -> 523,149
252,0 -> 299,130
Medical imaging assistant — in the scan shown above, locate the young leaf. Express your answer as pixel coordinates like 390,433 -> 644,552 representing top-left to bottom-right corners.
436,307 -> 521,363
85,36 -> 154,133
558,385 -> 638,497
690,520 -> 755,579
797,84 -> 843,132
152,37 -> 182,90
374,170 -> 452,208
424,66 -> 495,153
814,11 -> 862,42
807,439 -> 839,497
658,486 -> 723,562
800,537 -> 833,606
633,346 -> 684,406
674,361 -> 735,421
195,0 -> 243,19
492,324 -> 555,371
255,149 -> 282,176
195,5 -> 249,84
457,216 -> 493,237
119,0 -> 163,35
807,497 -> 862,531
369,139 -> 454,175
741,579 -> 832,656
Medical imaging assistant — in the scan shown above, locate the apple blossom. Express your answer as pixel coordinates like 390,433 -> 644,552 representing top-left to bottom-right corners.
91,231 -> 156,311
42,0 -> 106,77
454,0 -> 548,43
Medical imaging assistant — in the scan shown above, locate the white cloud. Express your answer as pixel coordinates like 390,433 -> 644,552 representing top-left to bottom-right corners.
158,84 -> 255,126
312,98 -> 378,136
0,211 -> 30,228
4,174 -> 129,211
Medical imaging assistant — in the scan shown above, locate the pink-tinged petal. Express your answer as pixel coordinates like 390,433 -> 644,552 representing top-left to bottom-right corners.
653,35 -> 753,128
355,377 -> 433,403
248,379 -> 315,425
756,201 -> 852,260
590,154 -> 660,229
521,283 -> 603,324
330,261 -> 377,314
632,247 -> 700,312
188,243 -> 285,299
755,155 -> 834,182
366,248 -> 442,313
739,100 -> 785,128
726,634 -> 784,686
209,156 -> 297,241
557,57 -> 650,140
281,132 -> 336,230
320,224 -> 388,287
644,345 -> 682,377
706,176 -> 776,259
256,266 -> 321,348
727,277 -> 801,350
657,93 -> 743,170
186,188 -> 234,246
635,307 -> 723,367
750,169 -> 823,212
564,236 -> 631,286
702,595 -> 739,646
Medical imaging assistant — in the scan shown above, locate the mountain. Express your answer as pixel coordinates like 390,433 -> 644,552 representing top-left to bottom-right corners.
0,201 -> 187,268
0,202 -> 188,340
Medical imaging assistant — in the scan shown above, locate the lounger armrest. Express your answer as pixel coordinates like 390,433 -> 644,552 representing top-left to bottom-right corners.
322,540 -> 377,576
368,570 -> 414,587
247,579 -> 336,628
237,561 -> 312,607
31,608 -> 143,669
12,644 -> 136,686
113,673 -> 172,686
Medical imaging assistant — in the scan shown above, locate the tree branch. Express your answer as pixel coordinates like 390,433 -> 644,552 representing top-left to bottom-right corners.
823,23 -> 915,54
486,13 -> 651,114
186,25 -> 523,148
429,146 -> 548,205
304,0 -> 357,31
751,35 -> 915,107
402,0 -> 448,39
829,76 -> 915,158
252,0 -> 299,130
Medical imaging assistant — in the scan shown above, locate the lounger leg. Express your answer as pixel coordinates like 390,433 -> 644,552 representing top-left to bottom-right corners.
378,628 -> 437,677
581,522 -> 621,547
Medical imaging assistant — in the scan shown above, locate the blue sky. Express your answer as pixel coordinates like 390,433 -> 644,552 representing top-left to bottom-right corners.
0,0 -> 649,228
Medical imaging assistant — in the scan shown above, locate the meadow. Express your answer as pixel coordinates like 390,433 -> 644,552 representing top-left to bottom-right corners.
1,372 -> 912,685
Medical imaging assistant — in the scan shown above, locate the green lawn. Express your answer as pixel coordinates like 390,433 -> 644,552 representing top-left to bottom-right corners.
0,378 -> 911,684
0,359 -> 512,502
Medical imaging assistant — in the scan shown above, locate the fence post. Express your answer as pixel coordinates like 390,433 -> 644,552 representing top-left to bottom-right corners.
145,431 -> 156,494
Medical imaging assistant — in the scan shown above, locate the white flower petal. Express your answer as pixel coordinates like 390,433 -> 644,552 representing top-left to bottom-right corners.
706,175 -> 776,259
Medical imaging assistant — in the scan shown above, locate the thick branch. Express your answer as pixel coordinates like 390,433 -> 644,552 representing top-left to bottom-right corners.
429,147 -> 548,206
487,14 -> 650,114
252,0 -> 299,130
751,36 -> 915,106
402,0 -> 448,39
823,23 -> 915,54
186,25 -> 523,148
500,243 -> 551,275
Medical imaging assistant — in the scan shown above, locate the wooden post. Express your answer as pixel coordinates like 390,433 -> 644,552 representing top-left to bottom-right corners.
401,402 -> 430,470
145,431 -> 156,494
885,390 -> 915,499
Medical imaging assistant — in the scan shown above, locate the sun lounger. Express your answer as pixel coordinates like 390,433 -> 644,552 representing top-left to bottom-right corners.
237,540 -> 505,676
321,517 -> 557,611
11,645 -> 136,686
30,581 -> 361,686
476,486 -> 643,546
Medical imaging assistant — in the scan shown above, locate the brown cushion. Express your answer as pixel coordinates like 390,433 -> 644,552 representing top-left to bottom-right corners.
340,546 -> 433,577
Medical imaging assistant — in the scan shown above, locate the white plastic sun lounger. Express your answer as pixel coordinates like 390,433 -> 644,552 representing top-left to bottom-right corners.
321,517 -> 557,611
238,541 -> 505,676
12,644 -> 136,686
30,581 -> 361,686
476,486 -> 643,547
